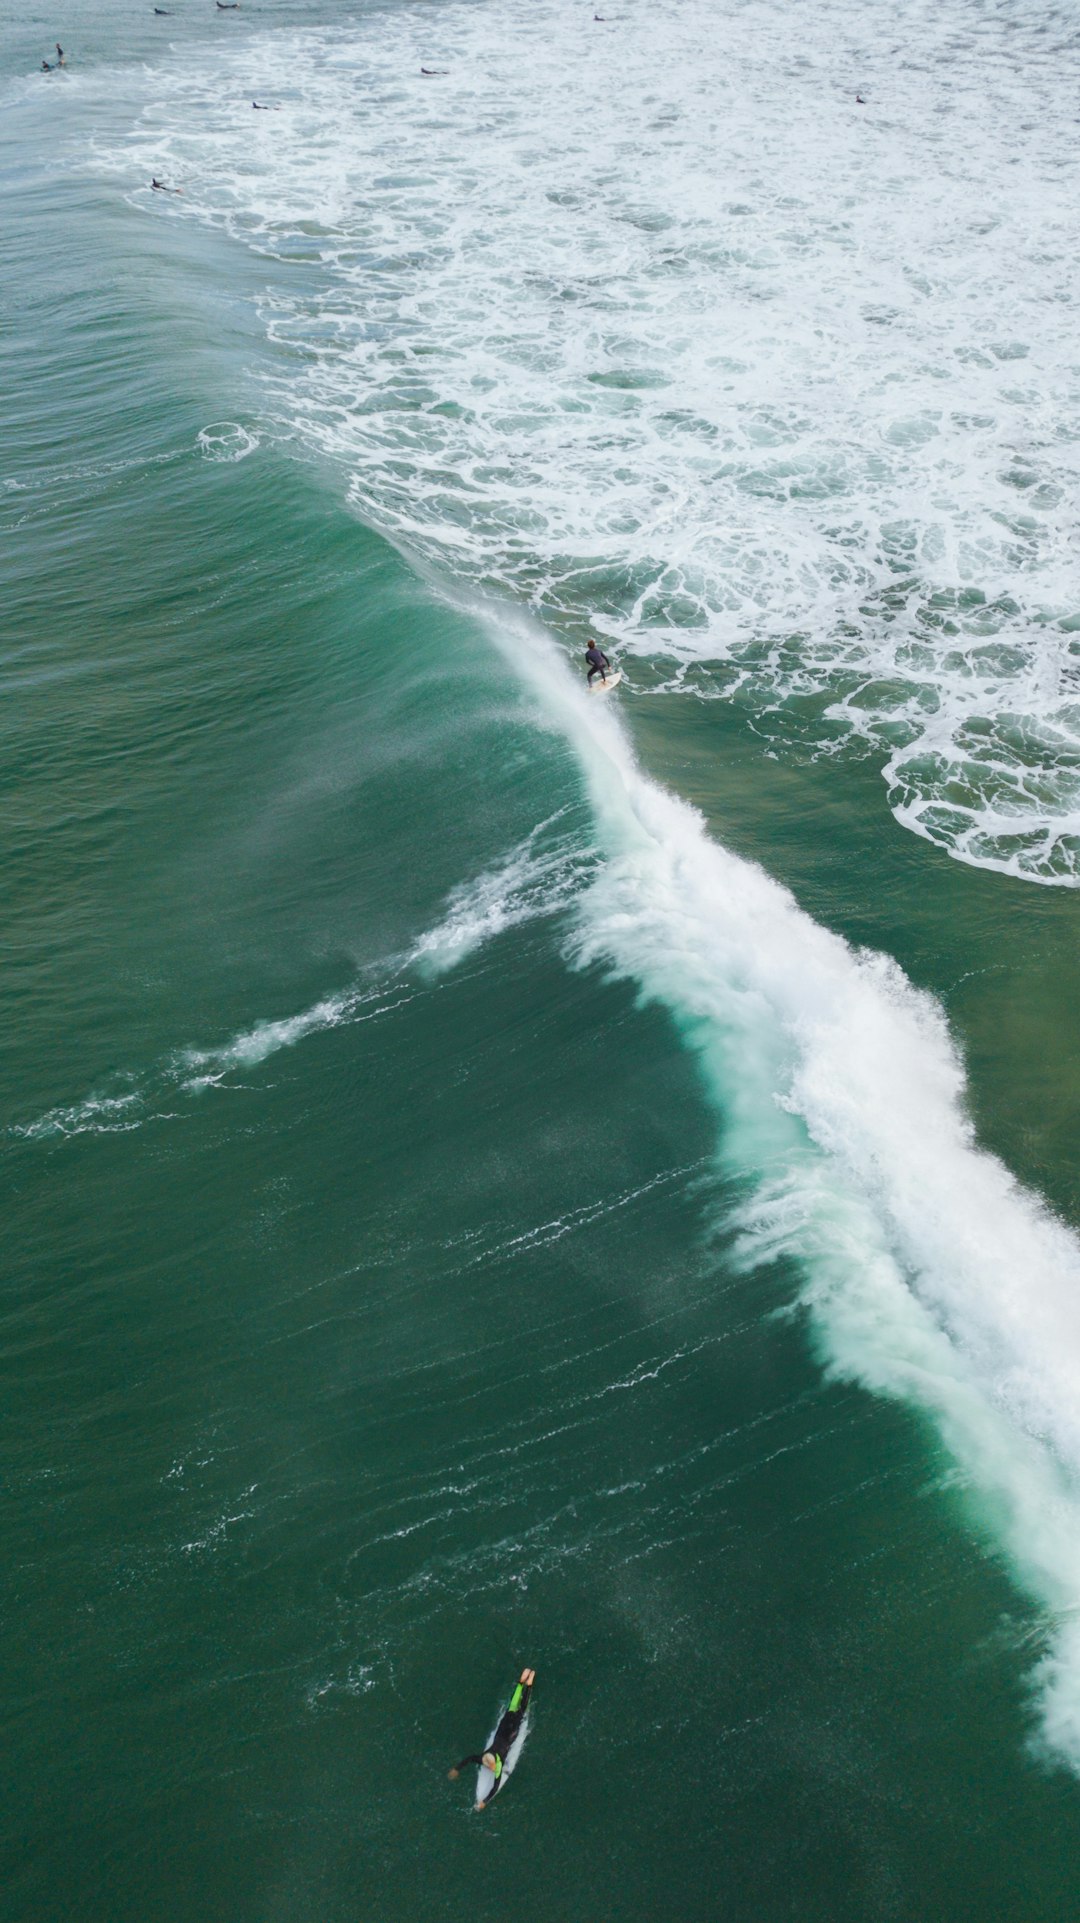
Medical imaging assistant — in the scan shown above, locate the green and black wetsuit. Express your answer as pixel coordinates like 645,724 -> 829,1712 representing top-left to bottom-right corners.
454,1677 -> 533,1802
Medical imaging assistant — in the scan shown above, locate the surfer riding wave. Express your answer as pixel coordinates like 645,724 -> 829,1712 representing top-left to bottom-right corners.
585,641 -> 611,686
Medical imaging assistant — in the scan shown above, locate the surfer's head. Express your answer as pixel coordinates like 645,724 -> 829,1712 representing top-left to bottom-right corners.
482,1751 -> 498,1772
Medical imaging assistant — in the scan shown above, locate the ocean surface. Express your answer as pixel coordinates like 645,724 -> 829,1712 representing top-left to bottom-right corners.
4,0 -> 1080,1915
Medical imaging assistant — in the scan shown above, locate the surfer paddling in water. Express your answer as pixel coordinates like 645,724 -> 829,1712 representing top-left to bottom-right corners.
449,1668 -> 535,1809
585,640 -> 612,686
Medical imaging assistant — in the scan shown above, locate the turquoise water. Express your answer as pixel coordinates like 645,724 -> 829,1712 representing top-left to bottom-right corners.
5,3 -> 1080,1917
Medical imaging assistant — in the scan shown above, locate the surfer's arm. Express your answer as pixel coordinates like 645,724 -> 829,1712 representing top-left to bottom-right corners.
449,1754 -> 485,1777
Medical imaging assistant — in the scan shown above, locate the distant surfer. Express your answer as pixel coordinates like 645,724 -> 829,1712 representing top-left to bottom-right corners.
151,177 -> 183,193
585,640 -> 612,686
856,92 -> 866,103
252,100 -> 280,108
420,67 -> 448,75
449,1668 -> 535,1810
216,3 -> 240,10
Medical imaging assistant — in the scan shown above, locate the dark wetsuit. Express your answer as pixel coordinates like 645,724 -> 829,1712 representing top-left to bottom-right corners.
454,1678 -> 533,1802
585,644 -> 611,685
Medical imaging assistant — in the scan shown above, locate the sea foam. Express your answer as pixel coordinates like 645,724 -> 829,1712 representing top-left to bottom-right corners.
96,0 -> 1080,882
409,816 -> 592,976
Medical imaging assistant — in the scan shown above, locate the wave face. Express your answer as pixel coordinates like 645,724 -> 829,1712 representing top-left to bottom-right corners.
94,0 -> 1080,1767
101,0 -> 1080,882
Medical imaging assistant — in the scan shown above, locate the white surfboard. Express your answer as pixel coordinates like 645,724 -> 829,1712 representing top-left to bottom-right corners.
588,668 -> 622,695
476,1710 -> 530,1806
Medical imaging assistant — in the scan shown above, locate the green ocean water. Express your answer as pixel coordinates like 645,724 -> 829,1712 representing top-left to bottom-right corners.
5,5 -> 1080,1919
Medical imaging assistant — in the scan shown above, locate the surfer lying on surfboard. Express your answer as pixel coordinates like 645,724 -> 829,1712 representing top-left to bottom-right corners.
585,641 -> 612,685
449,1667 -> 535,1809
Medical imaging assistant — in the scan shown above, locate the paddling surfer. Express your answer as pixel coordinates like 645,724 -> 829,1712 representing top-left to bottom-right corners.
449,1668 -> 535,1810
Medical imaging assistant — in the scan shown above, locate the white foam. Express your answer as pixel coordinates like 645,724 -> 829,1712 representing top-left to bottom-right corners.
12,836 -> 595,1140
95,0 -> 1080,880
177,986 -> 381,1081
409,817 -> 591,976
11,1089 -> 147,1141
196,421 -> 259,462
305,1661 -> 376,1710
10,849 -> 589,1142
9,982 -> 409,1138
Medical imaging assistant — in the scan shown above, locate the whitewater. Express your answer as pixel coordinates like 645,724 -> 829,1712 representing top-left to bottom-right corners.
78,0 -> 1080,1766
99,0 -> 1080,883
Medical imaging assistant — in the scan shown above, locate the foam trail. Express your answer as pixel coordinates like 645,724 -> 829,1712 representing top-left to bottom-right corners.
478,599 -> 1080,1766
10,843 -> 590,1139
11,1090 -> 148,1142
177,985 -> 388,1085
11,983 -> 407,1138
173,833 -> 589,1080
409,817 -> 592,977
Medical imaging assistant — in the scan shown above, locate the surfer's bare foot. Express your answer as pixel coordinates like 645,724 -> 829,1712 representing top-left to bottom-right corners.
447,1767 -> 459,1779
521,1667 -> 535,1685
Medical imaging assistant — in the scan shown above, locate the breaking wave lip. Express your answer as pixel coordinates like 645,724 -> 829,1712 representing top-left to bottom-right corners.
92,0 -> 1080,882
463,597 -> 1080,1772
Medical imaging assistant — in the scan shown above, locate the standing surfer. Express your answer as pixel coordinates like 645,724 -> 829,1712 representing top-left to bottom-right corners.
585,640 -> 612,686
449,1668 -> 535,1809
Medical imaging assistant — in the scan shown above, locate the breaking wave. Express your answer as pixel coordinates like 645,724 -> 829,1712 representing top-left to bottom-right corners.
484,601 -> 1080,1769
